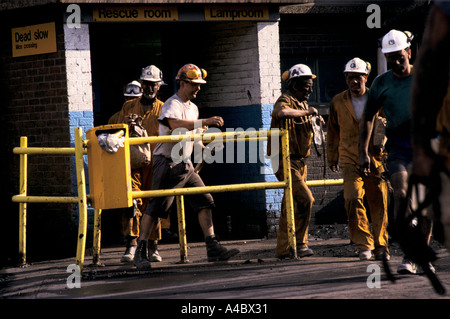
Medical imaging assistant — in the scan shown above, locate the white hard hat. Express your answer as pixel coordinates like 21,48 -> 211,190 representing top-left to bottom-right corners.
123,80 -> 142,97
381,30 -> 413,54
282,64 -> 316,82
140,65 -> 165,84
344,58 -> 371,75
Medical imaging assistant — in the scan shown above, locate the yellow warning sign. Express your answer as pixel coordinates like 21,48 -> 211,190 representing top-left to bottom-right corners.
12,22 -> 57,58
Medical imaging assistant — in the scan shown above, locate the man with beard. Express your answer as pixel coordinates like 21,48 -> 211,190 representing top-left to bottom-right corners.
359,30 -> 432,274
117,65 -> 168,263
327,58 -> 388,260
268,64 -> 324,259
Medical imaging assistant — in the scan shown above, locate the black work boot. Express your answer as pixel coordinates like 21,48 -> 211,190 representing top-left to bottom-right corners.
133,239 -> 151,269
206,235 -> 240,262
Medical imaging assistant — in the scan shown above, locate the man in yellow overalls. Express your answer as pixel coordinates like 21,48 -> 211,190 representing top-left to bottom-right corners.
115,65 -> 169,263
327,58 -> 389,260
269,64 -> 323,259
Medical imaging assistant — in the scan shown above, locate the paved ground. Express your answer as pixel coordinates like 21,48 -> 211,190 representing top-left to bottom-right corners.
2,233 -> 450,306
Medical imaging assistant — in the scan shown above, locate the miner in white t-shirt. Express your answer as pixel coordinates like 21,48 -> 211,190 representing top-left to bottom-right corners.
133,64 -> 240,269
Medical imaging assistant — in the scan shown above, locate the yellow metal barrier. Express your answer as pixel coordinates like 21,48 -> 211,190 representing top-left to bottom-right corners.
18,137 -> 27,266
12,127 -> 90,270
118,128 -> 343,263
12,126 -> 343,271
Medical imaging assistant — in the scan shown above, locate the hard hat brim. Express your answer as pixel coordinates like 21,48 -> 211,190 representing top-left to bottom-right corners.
381,46 -> 409,54
188,79 -> 207,84
343,70 -> 368,74
288,75 -> 317,82
300,74 -> 316,79
140,77 -> 163,82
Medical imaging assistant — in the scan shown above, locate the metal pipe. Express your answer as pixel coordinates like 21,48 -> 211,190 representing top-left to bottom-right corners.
307,179 -> 344,187
281,127 -> 297,258
176,196 -> 189,263
12,195 -> 80,203
13,147 -> 87,155
18,137 -> 27,266
74,127 -> 88,271
128,129 -> 278,145
92,208 -> 102,266
132,181 -> 287,199
11,179 -> 341,203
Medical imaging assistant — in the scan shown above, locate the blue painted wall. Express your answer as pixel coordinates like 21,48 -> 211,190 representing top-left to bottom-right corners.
69,111 -> 94,229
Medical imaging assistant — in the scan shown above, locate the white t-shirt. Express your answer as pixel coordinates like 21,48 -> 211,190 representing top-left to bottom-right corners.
153,94 -> 199,161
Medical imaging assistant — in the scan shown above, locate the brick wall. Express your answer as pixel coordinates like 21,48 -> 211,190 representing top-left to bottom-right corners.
196,21 -> 282,238
198,21 -> 281,107
0,5 -> 78,264
257,22 -> 282,105
196,22 -> 261,108
64,24 -> 95,228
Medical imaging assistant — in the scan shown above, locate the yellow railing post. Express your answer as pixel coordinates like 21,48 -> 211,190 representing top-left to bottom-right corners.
74,127 -> 88,271
176,195 -> 189,263
92,208 -> 103,266
18,136 -> 28,266
281,127 -> 297,258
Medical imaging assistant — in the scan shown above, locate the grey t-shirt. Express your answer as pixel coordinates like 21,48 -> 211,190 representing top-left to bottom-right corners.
153,93 -> 200,162
351,94 -> 367,122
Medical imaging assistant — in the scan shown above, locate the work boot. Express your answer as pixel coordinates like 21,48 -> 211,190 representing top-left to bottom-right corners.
359,250 -> 372,261
397,258 -> 418,274
374,246 -> 389,261
120,245 -> 136,263
133,240 -> 151,269
205,235 -> 240,262
298,246 -> 314,258
148,240 -> 162,262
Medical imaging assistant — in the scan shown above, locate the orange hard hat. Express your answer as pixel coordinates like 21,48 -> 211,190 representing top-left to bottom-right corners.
176,64 -> 207,84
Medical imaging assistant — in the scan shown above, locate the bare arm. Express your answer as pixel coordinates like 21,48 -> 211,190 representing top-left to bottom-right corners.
167,116 -> 224,131
277,107 -> 318,119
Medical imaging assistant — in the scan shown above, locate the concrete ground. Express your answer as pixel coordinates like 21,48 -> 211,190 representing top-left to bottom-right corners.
1,234 -> 450,303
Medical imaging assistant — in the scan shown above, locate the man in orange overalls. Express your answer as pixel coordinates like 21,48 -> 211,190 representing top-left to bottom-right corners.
327,58 -> 389,260
115,65 -> 169,263
269,64 -> 324,259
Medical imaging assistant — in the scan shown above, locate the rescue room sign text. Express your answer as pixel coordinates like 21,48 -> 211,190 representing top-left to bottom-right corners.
93,7 -> 178,21
12,22 -> 57,58
205,6 -> 269,21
